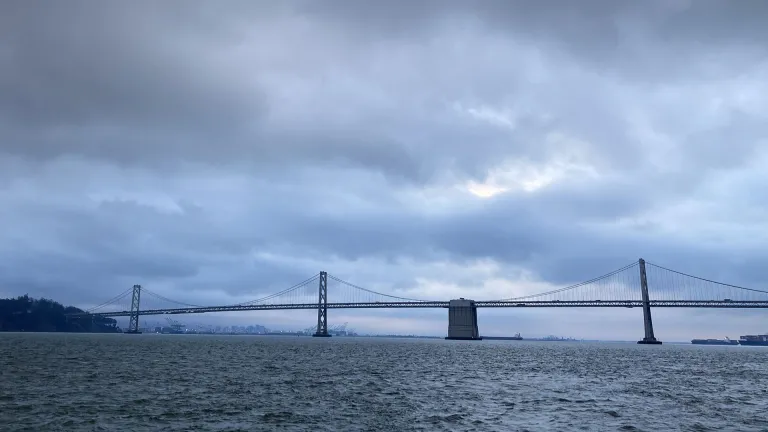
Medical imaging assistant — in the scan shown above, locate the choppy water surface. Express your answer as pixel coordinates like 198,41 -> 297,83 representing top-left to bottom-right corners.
1,334 -> 767,431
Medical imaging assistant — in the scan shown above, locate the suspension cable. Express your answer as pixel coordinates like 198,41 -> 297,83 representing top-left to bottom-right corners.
327,274 -> 428,302
496,261 -> 640,301
646,261 -> 768,295
141,288 -> 205,308
86,287 -> 134,312
236,273 -> 321,305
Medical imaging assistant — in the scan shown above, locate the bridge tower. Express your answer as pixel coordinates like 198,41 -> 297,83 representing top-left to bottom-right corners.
313,272 -> 331,337
445,298 -> 482,340
126,284 -> 142,334
637,259 -> 661,345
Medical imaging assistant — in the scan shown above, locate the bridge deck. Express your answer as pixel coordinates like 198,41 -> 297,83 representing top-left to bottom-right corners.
70,300 -> 768,318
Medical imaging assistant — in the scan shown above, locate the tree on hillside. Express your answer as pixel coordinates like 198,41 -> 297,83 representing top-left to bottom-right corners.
0,295 -> 120,333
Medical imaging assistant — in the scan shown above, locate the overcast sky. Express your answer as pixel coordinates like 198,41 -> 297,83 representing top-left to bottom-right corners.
2,1 -> 767,340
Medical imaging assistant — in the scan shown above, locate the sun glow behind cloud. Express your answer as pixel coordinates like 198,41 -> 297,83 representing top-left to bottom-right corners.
465,156 -> 599,198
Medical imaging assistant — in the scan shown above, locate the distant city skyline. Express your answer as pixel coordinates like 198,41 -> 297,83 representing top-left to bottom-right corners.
109,306 -> 765,341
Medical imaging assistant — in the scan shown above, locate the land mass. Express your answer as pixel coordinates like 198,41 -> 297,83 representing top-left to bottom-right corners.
0,295 -> 119,333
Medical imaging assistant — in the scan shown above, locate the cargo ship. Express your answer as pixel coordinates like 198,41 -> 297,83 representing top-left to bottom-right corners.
691,337 -> 738,346
739,334 -> 768,346
482,333 -> 523,341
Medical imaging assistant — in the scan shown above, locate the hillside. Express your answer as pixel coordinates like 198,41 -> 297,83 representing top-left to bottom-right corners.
0,295 -> 119,332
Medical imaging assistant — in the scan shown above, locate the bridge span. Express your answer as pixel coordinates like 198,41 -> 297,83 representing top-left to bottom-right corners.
69,259 -> 768,344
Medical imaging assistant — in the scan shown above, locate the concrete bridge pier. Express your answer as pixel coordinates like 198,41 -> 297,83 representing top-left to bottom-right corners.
445,298 -> 482,340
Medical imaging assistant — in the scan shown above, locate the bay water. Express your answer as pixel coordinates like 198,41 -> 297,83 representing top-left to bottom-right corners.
1,333 -> 766,431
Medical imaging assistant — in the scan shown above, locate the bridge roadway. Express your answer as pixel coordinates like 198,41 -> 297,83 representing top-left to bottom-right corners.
86,299 -> 768,318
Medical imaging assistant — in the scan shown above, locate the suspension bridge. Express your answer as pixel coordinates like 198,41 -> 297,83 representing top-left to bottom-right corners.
68,259 -> 768,344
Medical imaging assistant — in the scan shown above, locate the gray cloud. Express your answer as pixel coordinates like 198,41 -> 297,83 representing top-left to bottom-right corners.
301,0 -> 768,80
2,1 -> 767,338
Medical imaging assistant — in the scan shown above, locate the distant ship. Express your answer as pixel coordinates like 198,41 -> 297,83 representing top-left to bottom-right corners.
691,337 -> 738,346
482,333 -> 523,341
739,334 -> 768,346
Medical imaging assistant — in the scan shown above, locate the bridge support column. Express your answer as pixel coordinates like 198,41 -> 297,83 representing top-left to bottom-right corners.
445,299 -> 482,340
125,284 -> 142,334
313,271 -> 331,337
637,259 -> 661,345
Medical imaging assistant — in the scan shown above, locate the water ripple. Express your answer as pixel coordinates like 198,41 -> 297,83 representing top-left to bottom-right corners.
1,334 -> 767,431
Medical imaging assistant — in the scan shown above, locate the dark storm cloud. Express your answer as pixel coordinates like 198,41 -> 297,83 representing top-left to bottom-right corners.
0,2 -> 265,126
1,1 -> 767,337
3,0 -> 741,186
0,0 -> 641,180
300,0 -> 768,79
